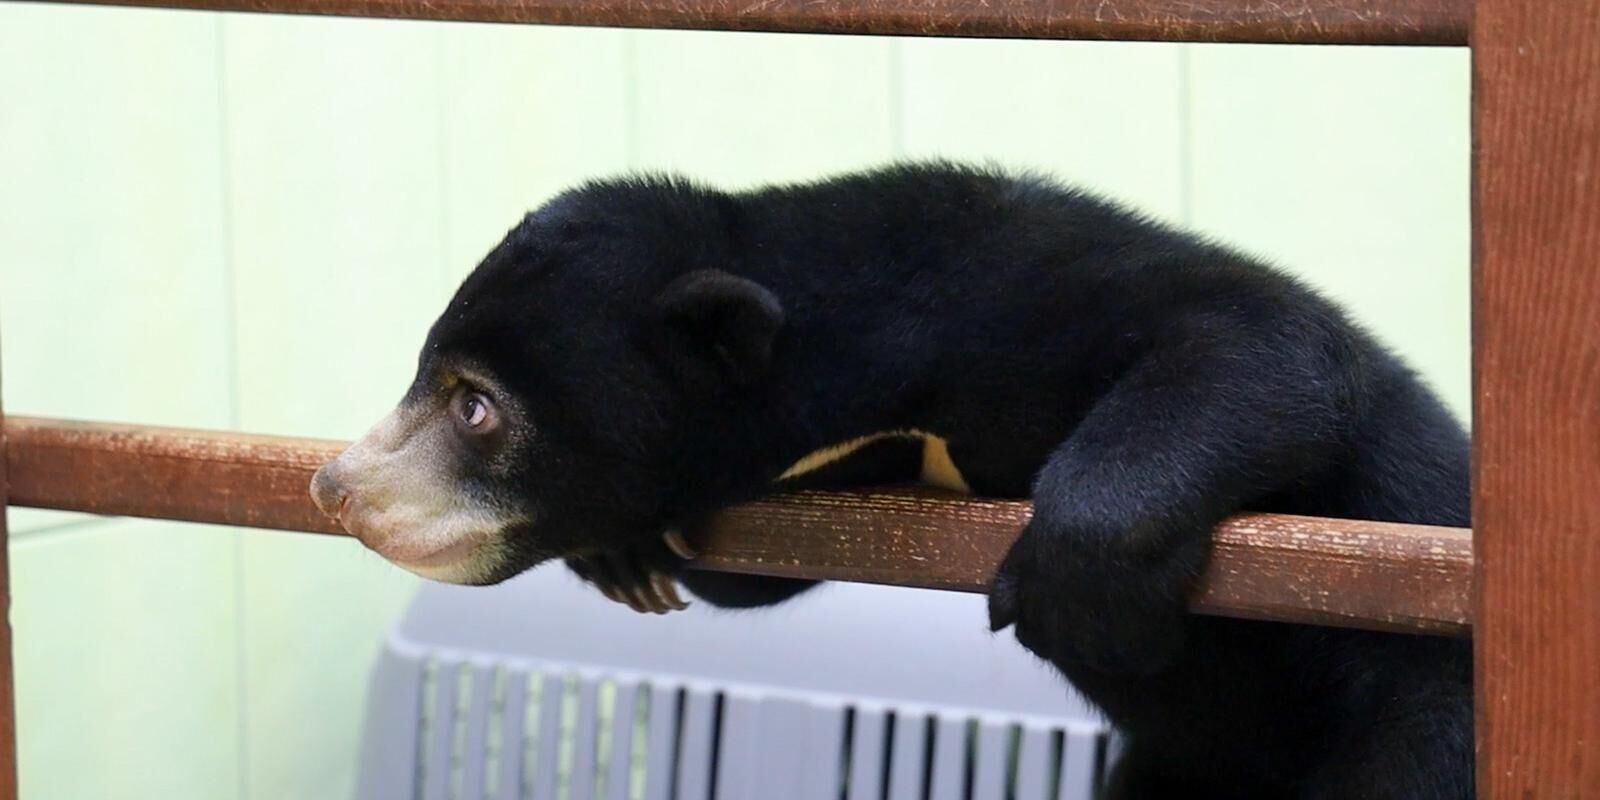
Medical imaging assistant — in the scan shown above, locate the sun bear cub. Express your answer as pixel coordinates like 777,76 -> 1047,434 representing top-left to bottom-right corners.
312,163 -> 1472,799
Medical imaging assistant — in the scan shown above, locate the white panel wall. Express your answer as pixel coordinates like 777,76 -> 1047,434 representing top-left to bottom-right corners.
898,39 -> 1188,221
629,31 -> 899,185
438,24 -> 631,277
218,15 -> 447,798
0,6 -> 242,799
1187,45 -> 1471,418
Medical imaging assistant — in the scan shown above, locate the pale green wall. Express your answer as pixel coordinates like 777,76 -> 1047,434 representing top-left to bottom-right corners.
0,5 -> 1468,798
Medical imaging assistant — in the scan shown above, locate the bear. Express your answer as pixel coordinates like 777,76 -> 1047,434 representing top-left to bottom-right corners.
309,162 -> 1473,799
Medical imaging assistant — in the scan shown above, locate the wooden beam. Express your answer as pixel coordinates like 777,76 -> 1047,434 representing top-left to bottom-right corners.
0,351 -> 20,800
37,0 -> 1469,45
4,416 -> 1472,635
1472,1 -> 1600,794
703,489 -> 1472,635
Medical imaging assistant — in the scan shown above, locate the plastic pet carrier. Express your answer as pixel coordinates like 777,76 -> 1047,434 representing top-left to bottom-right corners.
355,566 -> 1110,800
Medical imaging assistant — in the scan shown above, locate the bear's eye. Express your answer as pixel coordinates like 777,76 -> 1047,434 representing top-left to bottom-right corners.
463,396 -> 488,427
452,389 -> 497,433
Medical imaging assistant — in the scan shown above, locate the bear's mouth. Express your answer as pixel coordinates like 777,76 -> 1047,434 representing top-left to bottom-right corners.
320,491 -> 504,574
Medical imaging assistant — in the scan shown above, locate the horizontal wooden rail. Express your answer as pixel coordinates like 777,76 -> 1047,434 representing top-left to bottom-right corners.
3,416 -> 1472,635
40,0 -> 1469,45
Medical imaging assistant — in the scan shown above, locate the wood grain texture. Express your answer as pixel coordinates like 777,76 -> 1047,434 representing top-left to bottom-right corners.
701,489 -> 1473,634
0,356 -> 19,800
1473,1 -> 1600,794
37,0 -> 1468,45
5,418 -> 346,537
4,416 -> 1473,634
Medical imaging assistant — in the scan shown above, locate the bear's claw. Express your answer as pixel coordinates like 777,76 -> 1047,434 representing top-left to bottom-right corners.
662,528 -> 698,559
567,533 -> 695,614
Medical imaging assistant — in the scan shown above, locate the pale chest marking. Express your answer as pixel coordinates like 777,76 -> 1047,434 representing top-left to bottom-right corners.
778,430 -> 973,494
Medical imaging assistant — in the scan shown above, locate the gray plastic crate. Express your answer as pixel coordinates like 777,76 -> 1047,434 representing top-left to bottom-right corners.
355,566 -> 1109,800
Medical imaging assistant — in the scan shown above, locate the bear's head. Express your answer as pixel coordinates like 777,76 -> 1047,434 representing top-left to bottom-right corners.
308,179 -> 785,584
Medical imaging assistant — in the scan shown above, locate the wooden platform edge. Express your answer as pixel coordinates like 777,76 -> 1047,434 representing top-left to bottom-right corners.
3,416 -> 1473,636
36,0 -> 1470,45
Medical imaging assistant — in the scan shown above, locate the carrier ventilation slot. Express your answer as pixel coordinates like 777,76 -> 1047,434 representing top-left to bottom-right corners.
412,664 -> 1106,800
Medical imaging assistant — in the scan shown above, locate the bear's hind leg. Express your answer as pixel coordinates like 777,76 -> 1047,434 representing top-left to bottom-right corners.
1300,693 -> 1473,800
1103,741 -> 1269,800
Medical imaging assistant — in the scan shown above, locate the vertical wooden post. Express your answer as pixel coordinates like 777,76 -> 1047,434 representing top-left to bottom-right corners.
0,341 -> 18,797
1474,2 -> 1600,796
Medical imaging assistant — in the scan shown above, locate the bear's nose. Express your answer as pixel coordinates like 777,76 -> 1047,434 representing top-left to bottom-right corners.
309,463 -> 350,520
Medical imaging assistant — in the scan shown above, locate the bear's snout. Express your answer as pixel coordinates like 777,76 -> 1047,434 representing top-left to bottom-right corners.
309,462 -> 350,521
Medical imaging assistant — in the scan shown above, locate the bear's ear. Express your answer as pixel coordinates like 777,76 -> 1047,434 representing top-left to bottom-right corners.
654,269 -> 784,382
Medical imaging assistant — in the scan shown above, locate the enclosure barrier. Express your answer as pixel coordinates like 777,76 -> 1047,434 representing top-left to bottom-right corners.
3,417 -> 1474,636
4,0 -> 1599,797
44,0 -> 1472,44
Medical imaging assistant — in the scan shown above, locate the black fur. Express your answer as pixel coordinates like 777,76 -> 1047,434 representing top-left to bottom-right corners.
421,162 -> 1472,799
